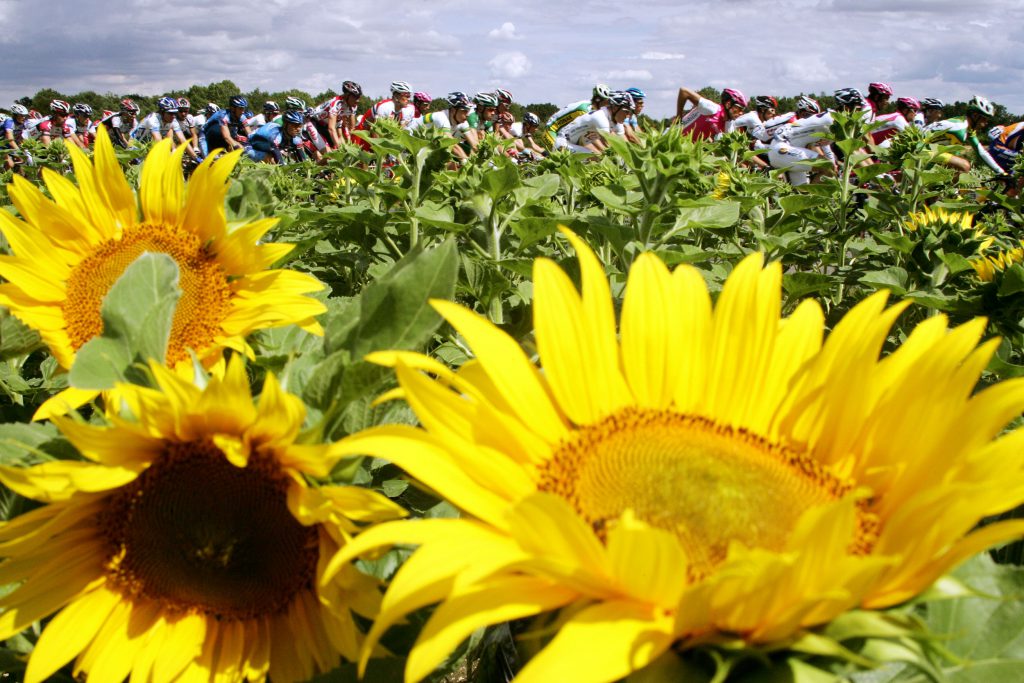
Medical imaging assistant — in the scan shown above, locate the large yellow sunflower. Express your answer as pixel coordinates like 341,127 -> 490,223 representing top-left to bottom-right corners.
0,126 -> 326,419
327,230 -> 1024,683
0,356 -> 406,683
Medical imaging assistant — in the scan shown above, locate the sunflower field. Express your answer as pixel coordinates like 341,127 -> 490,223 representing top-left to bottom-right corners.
1,114 -> 1024,683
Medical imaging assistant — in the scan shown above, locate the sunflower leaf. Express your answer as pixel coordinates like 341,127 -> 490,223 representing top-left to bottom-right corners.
69,253 -> 181,390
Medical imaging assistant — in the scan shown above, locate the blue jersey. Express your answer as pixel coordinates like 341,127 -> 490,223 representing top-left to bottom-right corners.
250,122 -> 284,151
203,110 -> 248,149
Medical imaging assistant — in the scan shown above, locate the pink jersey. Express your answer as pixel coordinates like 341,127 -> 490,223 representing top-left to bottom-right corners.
870,112 -> 908,145
679,97 -> 725,141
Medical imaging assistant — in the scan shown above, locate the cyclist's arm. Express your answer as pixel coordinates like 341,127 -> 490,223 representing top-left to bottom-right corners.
326,112 -> 342,149
970,132 -> 1006,174
6,127 -> 21,150
674,87 -> 702,121
174,129 -> 198,158
219,121 -> 242,150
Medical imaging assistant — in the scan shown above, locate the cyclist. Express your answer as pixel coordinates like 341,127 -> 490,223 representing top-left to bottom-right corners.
413,92 -> 433,118
511,111 -> 547,158
248,110 -> 310,164
988,120 -> 1024,176
865,82 -> 893,119
67,103 -> 94,148
315,81 -> 362,148
492,89 -> 516,139
1,104 -> 31,169
674,86 -> 748,140
246,101 -> 279,131
33,100 -> 73,146
752,96 -> 819,145
135,97 -> 182,143
468,92 -> 499,137
542,84 -> 612,151
768,88 -> 870,185
407,91 -> 476,160
871,96 -> 920,147
175,98 -> 198,151
99,99 -> 140,149
204,95 -> 251,153
361,81 -> 416,127
924,95 -> 1004,174
622,87 -> 646,143
730,95 -> 776,135
920,98 -> 944,126
555,90 -> 634,154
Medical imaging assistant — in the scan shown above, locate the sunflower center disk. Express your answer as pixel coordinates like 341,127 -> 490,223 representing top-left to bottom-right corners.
101,440 -> 318,620
62,223 -> 232,365
539,408 -> 858,578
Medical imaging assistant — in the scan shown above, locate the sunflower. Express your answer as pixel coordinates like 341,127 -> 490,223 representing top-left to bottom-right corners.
0,356 -> 406,683
0,126 -> 326,419
971,243 -> 1024,282
326,230 -> 1024,683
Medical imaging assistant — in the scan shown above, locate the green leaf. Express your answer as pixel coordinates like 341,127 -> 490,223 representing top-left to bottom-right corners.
0,312 -> 43,360
859,267 -> 909,296
0,422 -> 62,465
671,200 -> 741,232
481,159 -> 520,200
783,273 -> 835,300
779,195 -> 830,214
347,239 -> 459,358
68,253 -> 182,390
998,264 -> 1024,297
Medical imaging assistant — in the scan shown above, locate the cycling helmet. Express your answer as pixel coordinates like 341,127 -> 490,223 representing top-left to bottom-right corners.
263,100 -> 280,114
625,87 -> 646,100
721,88 -> 748,108
833,87 -> 865,108
413,92 -> 432,105
592,84 -> 612,100
229,95 -> 248,108
523,111 -> 540,126
342,80 -> 362,97
895,96 -> 921,111
10,104 -> 28,117
284,96 -> 306,111
390,81 -> 413,94
49,99 -> 71,115
795,95 -> 821,114
446,91 -> 472,110
494,88 -> 513,104
304,107 -> 317,120
72,103 -> 92,116
177,97 -> 191,110
157,96 -> 178,113
920,97 -> 944,110
967,95 -> 995,117
0,113 -> 6,123
473,92 -> 499,108
608,91 -> 636,111
868,82 -> 894,97
754,95 -> 778,110
283,110 -> 304,125
205,102 -> 220,116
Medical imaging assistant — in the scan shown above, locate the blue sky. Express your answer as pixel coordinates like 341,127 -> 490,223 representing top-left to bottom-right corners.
2,0 -> 1022,118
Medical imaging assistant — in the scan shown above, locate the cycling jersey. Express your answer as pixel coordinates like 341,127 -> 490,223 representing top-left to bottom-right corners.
68,118 -> 95,145
0,118 -> 26,147
176,114 -> 196,136
407,111 -> 471,140
726,111 -> 761,135
988,121 -> 1024,171
29,117 -> 72,141
204,109 -> 249,151
192,113 -> 207,130
870,112 -> 908,147
773,112 -> 834,149
246,113 -> 267,130
751,112 -> 795,143
556,107 -> 616,152
679,97 -> 725,140
100,113 -> 138,142
913,112 -> 925,128
924,117 -> 1004,173
363,99 -> 416,126
134,112 -> 181,142
546,100 -> 591,135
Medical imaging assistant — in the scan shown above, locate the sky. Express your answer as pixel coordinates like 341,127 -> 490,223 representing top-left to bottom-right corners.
2,0 -> 1022,119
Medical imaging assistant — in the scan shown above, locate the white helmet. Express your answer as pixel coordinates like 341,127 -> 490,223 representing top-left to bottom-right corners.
390,81 -> 412,94
10,104 -> 28,116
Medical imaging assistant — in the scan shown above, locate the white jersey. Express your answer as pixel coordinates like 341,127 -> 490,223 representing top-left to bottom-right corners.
192,113 -> 207,130
751,112 -> 795,143
913,112 -> 925,128
773,112 -> 835,150
176,114 -> 196,136
407,110 -> 471,140
509,121 -> 524,138
678,97 -> 720,129
558,107 -> 613,145
726,111 -> 761,134
368,99 -> 416,127
246,113 -> 267,129
134,112 -> 181,141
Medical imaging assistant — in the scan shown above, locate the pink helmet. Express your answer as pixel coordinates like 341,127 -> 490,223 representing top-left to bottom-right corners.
721,88 -> 748,108
896,96 -> 921,111
868,82 -> 894,97
413,92 -> 432,105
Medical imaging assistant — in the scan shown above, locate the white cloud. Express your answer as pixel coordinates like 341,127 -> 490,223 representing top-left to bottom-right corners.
957,62 -> 999,73
607,69 -> 653,82
774,56 -> 837,84
488,22 -> 520,40
641,51 -> 685,60
489,51 -> 532,79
